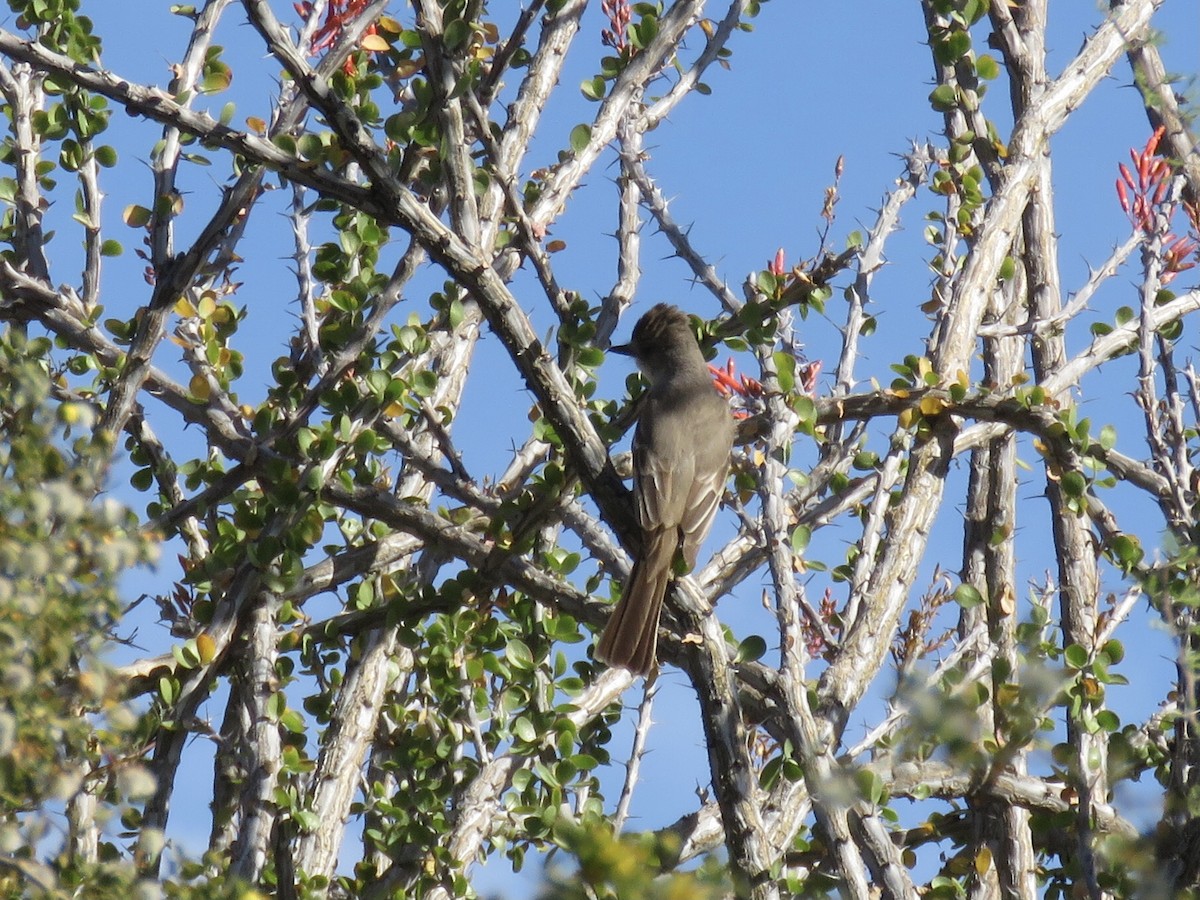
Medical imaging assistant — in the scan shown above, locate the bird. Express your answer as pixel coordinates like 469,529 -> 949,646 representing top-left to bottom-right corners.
596,303 -> 735,676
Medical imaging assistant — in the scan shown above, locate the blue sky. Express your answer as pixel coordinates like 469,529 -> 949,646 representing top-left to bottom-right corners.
41,1 -> 1200,894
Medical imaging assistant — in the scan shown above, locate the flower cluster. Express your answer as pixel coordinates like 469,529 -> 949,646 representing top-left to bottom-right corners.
710,357 -> 764,409
294,0 -> 382,74
601,0 -> 632,53
800,588 -> 842,660
709,355 -> 820,420
1116,126 -> 1198,284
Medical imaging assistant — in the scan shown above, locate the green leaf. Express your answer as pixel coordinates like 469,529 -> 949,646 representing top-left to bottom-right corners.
94,144 -> 118,167
569,123 -> 591,154
756,270 -> 778,295
1060,470 -> 1086,498
789,524 -> 811,553
792,395 -> 816,431
266,691 -> 287,721
852,450 -> 879,470
581,77 -> 606,101
735,634 -> 767,664
772,350 -> 795,393
200,64 -> 232,94
854,768 -> 888,806
1064,643 -> 1089,670
100,239 -> 123,257
953,583 -> 984,608
1101,638 -> 1125,665
1109,533 -> 1143,571
443,18 -> 472,50
1094,709 -> 1120,732
929,84 -> 958,112
280,709 -> 306,734
1098,424 -> 1117,451
507,638 -> 534,671
631,14 -> 659,49
933,31 -> 971,65
975,53 -> 1000,80
55,140 -> 80,171
512,716 -> 537,743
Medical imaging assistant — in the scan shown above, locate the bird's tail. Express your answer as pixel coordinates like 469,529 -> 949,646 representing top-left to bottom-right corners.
595,530 -> 676,676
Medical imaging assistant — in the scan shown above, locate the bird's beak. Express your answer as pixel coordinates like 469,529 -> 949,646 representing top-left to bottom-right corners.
609,343 -> 634,356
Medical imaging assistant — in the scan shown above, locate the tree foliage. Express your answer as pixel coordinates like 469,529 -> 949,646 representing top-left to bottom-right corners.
0,1 -> 1199,898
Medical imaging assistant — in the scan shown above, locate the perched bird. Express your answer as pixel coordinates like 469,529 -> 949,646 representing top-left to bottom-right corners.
597,303 -> 735,676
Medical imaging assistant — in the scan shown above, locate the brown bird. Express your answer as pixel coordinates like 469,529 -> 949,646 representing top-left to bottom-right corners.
596,304 -> 735,676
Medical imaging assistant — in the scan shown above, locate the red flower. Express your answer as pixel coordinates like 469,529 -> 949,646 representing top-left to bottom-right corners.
601,0 -> 631,53
296,0 -> 379,72
1116,127 -> 1198,283
768,248 -> 786,277
1117,126 -> 1170,233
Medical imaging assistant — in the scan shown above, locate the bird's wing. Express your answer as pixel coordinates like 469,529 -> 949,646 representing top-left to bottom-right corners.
632,385 -> 732,567
680,448 -> 728,569
632,394 -> 694,534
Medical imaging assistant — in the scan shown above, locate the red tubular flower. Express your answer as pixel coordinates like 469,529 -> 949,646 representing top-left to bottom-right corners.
301,0 -> 376,56
798,360 -> 822,395
1146,124 -> 1165,156
769,248 -> 786,277
1117,127 -> 1178,235
601,0 -> 632,53
1162,234 -> 1199,284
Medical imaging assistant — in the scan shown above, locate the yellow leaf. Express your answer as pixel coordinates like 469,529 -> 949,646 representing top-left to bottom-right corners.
975,846 -> 993,876
123,204 -> 151,227
245,116 -> 266,135
196,632 -> 217,665
997,583 -> 1016,616
377,15 -> 403,33
919,395 -> 947,416
189,373 -> 211,401
361,33 -> 390,52
174,297 -> 197,317
197,292 -> 217,319
395,58 -> 423,78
